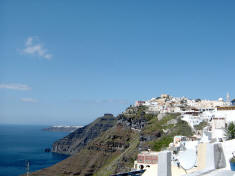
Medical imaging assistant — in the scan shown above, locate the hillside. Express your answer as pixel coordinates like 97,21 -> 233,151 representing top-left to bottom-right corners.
26,124 -> 139,176
25,106 -> 193,176
52,114 -> 116,155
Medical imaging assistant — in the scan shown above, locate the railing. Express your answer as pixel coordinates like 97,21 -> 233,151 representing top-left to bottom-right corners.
110,170 -> 145,176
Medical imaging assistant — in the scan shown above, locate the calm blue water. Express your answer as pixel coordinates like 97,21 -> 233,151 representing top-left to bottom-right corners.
0,124 -> 69,176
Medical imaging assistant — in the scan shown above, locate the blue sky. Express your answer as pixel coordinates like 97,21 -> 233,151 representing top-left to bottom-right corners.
1,0 -> 235,125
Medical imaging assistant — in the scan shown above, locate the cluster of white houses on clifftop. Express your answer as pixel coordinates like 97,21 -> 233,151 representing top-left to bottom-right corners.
135,94 -> 235,141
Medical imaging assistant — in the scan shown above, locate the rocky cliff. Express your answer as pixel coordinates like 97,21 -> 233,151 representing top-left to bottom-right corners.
25,107 -> 193,176
52,114 -> 116,155
26,124 -> 139,176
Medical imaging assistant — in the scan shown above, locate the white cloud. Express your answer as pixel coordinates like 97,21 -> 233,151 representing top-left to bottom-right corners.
0,83 -> 31,91
20,98 -> 37,103
26,37 -> 33,46
44,54 -> 52,59
22,37 -> 52,60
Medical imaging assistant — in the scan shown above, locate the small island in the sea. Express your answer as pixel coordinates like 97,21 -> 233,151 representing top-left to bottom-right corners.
42,125 -> 83,132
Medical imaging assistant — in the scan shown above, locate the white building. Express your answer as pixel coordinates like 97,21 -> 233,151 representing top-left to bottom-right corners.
181,112 -> 203,128
211,117 -> 226,141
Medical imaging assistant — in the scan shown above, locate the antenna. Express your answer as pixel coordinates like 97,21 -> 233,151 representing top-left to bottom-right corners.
26,161 -> 30,176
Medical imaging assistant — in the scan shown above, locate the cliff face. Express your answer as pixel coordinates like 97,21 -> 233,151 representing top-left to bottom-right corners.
117,114 -> 147,130
52,114 -> 116,155
28,124 -> 139,176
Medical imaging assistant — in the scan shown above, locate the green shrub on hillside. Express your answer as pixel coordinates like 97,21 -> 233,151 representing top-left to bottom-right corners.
124,105 -> 159,121
142,113 -> 180,135
160,113 -> 180,124
143,114 -> 193,151
225,122 -> 235,140
152,136 -> 173,151
144,113 -> 157,121
172,119 -> 193,137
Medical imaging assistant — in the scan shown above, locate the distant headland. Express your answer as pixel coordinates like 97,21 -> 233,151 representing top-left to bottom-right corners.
42,125 -> 83,132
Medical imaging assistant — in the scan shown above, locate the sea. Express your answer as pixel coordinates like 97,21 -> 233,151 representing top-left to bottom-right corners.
0,124 -> 70,176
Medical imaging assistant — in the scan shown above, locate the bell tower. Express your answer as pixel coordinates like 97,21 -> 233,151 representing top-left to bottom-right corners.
226,92 -> 231,105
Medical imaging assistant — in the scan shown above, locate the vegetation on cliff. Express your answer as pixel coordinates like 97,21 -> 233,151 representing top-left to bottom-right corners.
145,117 -> 193,151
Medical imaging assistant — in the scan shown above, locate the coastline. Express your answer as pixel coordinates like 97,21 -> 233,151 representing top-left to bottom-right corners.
0,124 -> 70,176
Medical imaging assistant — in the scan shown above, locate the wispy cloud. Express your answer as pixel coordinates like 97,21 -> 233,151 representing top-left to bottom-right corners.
0,83 -> 31,91
22,37 -> 52,60
20,98 -> 37,103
